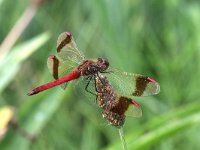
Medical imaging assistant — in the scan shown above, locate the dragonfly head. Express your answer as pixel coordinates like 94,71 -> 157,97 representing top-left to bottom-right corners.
97,58 -> 109,72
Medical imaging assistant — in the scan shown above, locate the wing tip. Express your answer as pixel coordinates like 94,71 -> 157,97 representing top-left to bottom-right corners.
128,99 -> 143,118
147,77 -> 161,95
155,83 -> 161,94
131,99 -> 140,108
147,77 -> 156,83
57,32 -> 72,52
65,32 -> 71,36
48,55 -> 55,59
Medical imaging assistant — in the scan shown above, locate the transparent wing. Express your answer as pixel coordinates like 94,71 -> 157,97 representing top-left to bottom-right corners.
47,32 -> 85,89
56,32 -> 85,64
111,96 -> 142,118
106,68 -> 160,97
125,99 -> 142,118
47,55 -> 76,89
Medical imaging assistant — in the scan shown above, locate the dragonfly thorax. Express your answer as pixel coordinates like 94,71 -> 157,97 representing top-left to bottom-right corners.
77,58 -> 109,76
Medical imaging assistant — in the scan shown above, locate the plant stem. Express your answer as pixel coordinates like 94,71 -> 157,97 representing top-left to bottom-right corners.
118,127 -> 128,150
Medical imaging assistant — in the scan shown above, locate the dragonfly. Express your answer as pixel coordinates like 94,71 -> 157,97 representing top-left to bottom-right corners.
27,32 -> 160,127
0,106 -> 36,141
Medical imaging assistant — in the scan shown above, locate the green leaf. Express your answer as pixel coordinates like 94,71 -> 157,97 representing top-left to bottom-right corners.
105,101 -> 200,150
0,32 -> 50,93
0,88 -> 72,150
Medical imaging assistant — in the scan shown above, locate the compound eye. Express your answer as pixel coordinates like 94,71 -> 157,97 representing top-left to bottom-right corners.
104,59 -> 109,66
98,58 -> 102,63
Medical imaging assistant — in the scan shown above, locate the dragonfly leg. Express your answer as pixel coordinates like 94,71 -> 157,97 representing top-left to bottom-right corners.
95,73 -> 108,94
85,76 -> 97,96
94,74 -> 104,103
96,73 -> 106,86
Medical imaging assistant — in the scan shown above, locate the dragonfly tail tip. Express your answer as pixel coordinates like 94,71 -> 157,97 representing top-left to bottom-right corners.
27,91 -> 36,96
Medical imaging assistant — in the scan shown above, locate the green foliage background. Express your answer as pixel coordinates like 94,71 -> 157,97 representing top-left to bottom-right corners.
0,0 -> 200,149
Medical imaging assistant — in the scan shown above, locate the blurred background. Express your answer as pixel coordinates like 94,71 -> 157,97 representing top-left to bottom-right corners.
0,0 -> 200,149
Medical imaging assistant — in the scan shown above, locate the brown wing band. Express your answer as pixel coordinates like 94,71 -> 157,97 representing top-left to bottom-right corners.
110,96 -> 132,115
56,33 -> 71,52
49,55 -> 59,79
133,76 -> 149,96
